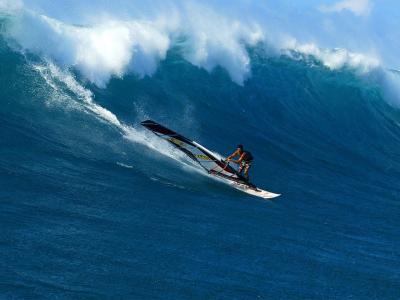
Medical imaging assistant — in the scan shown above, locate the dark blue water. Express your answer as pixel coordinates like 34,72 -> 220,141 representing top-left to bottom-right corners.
1,32 -> 400,299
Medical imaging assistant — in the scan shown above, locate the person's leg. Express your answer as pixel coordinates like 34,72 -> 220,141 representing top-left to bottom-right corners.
243,163 -> 251,180
238,162 -> 244,174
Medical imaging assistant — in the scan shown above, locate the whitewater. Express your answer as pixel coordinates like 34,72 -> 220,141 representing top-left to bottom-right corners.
1,1 -> 399,299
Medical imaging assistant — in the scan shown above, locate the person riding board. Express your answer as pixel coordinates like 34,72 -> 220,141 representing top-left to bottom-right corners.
225,144 -> 253,181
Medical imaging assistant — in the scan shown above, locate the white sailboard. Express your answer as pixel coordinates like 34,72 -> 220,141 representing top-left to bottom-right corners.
141,120 -> 280,199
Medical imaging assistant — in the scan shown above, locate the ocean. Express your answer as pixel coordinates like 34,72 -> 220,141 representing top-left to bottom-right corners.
0,2 -> 399,299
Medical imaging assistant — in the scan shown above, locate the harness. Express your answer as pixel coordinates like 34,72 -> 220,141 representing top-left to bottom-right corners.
242,151 -> 253,162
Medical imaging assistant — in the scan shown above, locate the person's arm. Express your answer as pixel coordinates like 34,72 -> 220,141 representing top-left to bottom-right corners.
226,149 -> 240,161
232,153 -> 245,164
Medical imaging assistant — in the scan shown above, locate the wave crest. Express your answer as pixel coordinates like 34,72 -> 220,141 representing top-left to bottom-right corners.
1,1 -> 385,88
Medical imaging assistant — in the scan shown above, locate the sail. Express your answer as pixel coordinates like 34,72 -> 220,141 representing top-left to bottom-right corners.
141,120 -> 247,184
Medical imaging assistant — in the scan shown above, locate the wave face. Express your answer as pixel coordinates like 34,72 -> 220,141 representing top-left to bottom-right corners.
1,4 -> 400,300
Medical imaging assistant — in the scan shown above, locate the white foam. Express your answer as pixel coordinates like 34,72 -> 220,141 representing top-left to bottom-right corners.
8,12 -> 170,87
116,162 -> 134,169
282,38 -> 380,73
2,1 -> 388,86
178,2 -> 263,84
44,61 -> 124,127
4,2 -> 264,86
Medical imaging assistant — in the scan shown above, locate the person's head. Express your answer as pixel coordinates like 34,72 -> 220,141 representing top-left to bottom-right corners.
237,144 -> 243,153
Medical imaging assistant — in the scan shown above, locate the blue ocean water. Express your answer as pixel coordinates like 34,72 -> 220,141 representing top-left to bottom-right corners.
1,7 -> 400,300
